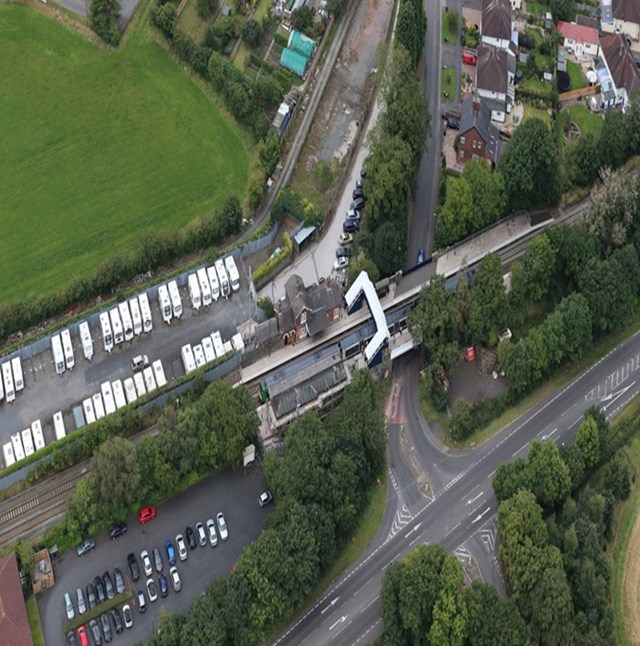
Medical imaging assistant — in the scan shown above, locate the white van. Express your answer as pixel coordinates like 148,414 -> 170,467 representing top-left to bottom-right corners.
61,329 -> 75,370
152,360 -> 167,387
211,331 -> 224,359
119,302 -> 134,341
197,268 -> 212,307
168,280 -> 183,319
215,259 -> 230,298
202,337 -> 215,363
158,284 -> 172,324
11,357 -> 24,392
79,321 -> 94,361
2,362 -> 16,402
193,344 -> 206,368
11,433 -> 25,462
51,335 -> 65,376
32,420 -> 45,451
123,378 -> 137,404
207,266 -> 220,302
112,379 -> 127,409
21,428 -> 34,457
3,442 -> 15,467
83,398 -> 96,425
99,312 -> 113,353
224,255 -> 240,292
138,293 -> 153,333
101,382 -> 116,415
143,366 -> 157,392
129,297 -> 143,336
53,412 -> 66,440
188,274 -> 202,310
181,345 -> 196,374
231,333 -> 245,354
133,372 -> 147,398
92,393 -> 106,419
109,307 -> 124,345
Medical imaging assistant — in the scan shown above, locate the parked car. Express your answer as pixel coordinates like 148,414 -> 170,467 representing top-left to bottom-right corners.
346,208 -> 360,220
89,618 -> 102,646
136,590 -> 146,614
127,553 -> 140,581
76,537 -> 95,557
67,630 -> 78,646
169,566 -> 182,592
259,490 -> 273,507
100,612 -> 112,643
165,539 -> 176,566
185,526 -> 197,550
103,571 -> 114,600
146,578 -> 158,602
217,512 -> 229,541
334,256 -> 349,270
446,116 -> 460,130
113,568 -> 125,595
64,592 -> 75,621
122,603 -> 134,628
353,187 -> 364,200
109,522 -> 127,540
338,232 -> 354,245
111,607 -> 124,634
138,506 -> 157,524
140,550 -> 153,577
131,354 -> 149,372
351,197 -> 365,211
86,583 -> 97,610
159,573 -> 168,598
94,576 -> 106,604
195,522 -> 207,547
176,534 -> 188,561
77,625 -> 89,646
152,547 -> 163,572
343,219 -> 360,234
417,248 -> 426,264
336,246 -> 352,258
76,587 -> 86,614
206,518 -> 218,547
360,166 -> 367,178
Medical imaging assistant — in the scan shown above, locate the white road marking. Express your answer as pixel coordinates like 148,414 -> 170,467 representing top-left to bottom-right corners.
329,615 -> 347,631
560,403 -> 576,416
472,507 -> 492,524
512,443 -> 528,457
466,491 -> 484,505
321,598 -> 340,614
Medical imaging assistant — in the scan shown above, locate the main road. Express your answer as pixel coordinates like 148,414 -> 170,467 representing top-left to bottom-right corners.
275,330 -> 640,645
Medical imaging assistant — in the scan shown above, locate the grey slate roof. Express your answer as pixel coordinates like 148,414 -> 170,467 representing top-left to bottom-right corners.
612,0 -> 640,24
600,33 -> 640,97
482,0 -> 512,40
477,45 -> 509,94
459,96 -> 503,165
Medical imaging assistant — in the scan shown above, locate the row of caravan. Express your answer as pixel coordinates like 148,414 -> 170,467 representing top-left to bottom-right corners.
181,331 -> 245,374
0,357 -> 24,404
186,257 -> 240,311
80,360 -> 167,425
3,419 -> 46,467
99,294 -> 153,354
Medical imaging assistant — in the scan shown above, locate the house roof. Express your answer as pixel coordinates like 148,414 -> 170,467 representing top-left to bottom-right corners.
459,96 -> 503,164
612,0 -> 640,25
482,0 -> 512,40
476,45 -> 509,94
600,33 -> 640,96
576,14 -> 599,29
557,20 -> 599,45
0,553 -> 32,646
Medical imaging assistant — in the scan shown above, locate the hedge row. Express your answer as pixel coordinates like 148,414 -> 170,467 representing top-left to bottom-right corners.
252,232 -> 292,285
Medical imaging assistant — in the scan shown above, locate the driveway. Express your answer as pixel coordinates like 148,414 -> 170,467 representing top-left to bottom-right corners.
38,468 -> 270,645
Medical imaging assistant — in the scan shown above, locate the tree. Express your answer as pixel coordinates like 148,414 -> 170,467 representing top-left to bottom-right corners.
493,459 -> 530,503
197,0 -> 217,18
555,293 -> 592,360
559,443 -> 586,490
152,2 -> 177,38
564,134 -> 600,187
291,6 -> 313,32
527,440 -> 571,508
499,118 -> 560,212
625,92 -> 640,156
585,167 -> 638,255
438,176 -> 476,244
219,194 -> 243,234
604,452 -> 631,501
395,0 -> 427,67
368,219 -> 407,277
523,233 -> 555,301
89,0 -> 121,45
242,18 -> 262,48
576,418 -> 600,470
550,0 -> 575,20
598,109 -> 629,169
462,159 -> 506,229
428,555 -> 468,646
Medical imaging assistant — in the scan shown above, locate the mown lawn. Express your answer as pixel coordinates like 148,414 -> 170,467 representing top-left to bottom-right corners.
177,0 -> 210,41
0,4 -> 249,303
556,104 -> 604,147
523,104 -> 551,127
441,67 -> 457,100
567,60 -> 587,90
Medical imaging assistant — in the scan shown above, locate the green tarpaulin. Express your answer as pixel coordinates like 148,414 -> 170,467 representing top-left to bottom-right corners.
288,30 -> 315,59
280,47 -> 308,78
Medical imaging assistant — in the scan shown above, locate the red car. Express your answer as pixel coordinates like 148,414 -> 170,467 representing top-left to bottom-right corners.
77,625 -> 89,646
462,49 -> 478,65
138,506 -> 157,524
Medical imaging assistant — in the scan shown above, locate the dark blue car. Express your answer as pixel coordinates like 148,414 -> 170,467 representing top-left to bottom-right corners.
343,219 -> 360,234
417,248 -> 426,264
165,539 -> 176,566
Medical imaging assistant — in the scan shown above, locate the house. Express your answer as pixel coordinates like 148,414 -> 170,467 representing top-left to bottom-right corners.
510,0 -> 521,11
0,553 -> 32,646
276,274 -> 343,344
557,20 -> 600,57
456,96 -> 504,166
599,33 -> 640,107
576,13 -> 599,30
481,0 -> 513,49
476,45 -> 516,121
612,0 -> 640,39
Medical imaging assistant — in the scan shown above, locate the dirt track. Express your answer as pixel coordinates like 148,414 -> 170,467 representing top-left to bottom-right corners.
622,510 -> 640,644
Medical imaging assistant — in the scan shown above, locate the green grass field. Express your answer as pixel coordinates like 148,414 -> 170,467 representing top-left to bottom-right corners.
567,60 -> 587,90
0,4 -> 249,303
556,104 -> 604,147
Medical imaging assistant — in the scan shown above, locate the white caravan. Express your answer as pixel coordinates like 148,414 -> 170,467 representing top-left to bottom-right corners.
79,321 -> 94,361
82,398 -> 96,425
143,366 -> 156,392
61,329 -> 75,370
138,293 -> 153,333
109,307 -> 124,345
193,344 -> 206,368
2,362 -> 15,403
168,280 -> 183,319
11,433 -> 25,462
123,377 -> 138,404
92,393 -> 106,419
231,333 -> 245,354
202,337 -> 215,363
3,442 -> 15,467
158,284 -> 172,324
31,420 -> 45,451
181,345 -> 196,374
129,297 -> 143,336
152,360 -> 167,387
133,372 -> 147,398
197,268 -> 212,307
119,302 -> 134,341
188,274 -> 202,310
11,357 -> 24,392
215,259 -> 230,298
21,428 -> 34,457
211,331 -> 224,359
224,255 -> 240,292
99,312 -> 113,353
51,335 -> 65,376
111,379 -> 127,409
53,412 -> 66,440
207,266 -> 220,302
101,382 -> 116,415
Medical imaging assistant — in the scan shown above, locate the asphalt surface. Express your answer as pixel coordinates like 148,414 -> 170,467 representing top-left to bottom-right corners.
54,0 -> 141,30
275,331 -> 640,645
39,468 -> 270,645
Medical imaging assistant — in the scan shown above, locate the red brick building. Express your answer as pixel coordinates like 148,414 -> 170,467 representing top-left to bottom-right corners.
456,96 -> 503,167
0,553 -> 32,646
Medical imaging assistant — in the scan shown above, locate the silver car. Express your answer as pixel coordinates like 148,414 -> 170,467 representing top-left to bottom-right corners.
140,550 -> 152,577
64,592 -> 75,621
76,587 -> 86,614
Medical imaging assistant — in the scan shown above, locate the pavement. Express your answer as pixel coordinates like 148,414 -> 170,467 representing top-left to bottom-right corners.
38,468 -> 270,646
275,328 -> 640,645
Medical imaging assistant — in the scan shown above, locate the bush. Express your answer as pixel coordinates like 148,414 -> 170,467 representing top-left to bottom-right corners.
252,233 -> 292,284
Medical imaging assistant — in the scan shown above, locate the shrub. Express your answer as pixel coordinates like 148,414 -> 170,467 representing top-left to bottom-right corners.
252,233 -> 292,284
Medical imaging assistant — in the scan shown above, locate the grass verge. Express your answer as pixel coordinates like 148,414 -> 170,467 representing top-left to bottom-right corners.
448,317 -> 640,449
27,595 -> 46,646
441,66 -> 456,100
